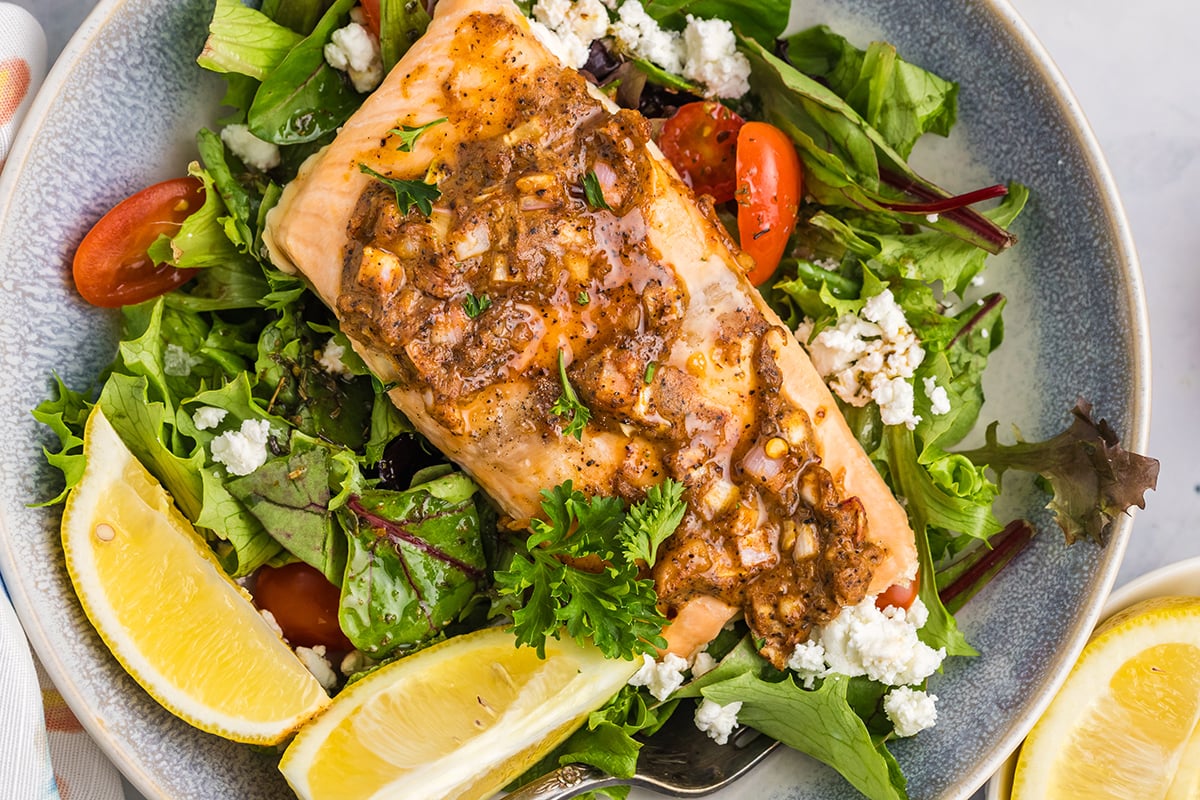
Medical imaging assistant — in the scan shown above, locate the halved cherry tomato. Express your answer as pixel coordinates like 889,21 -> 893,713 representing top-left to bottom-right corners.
735,121 -> 803,285
359,0 -> 381,37
875,572 -> 920,611
72,176 -> 204,307
657,101 -> 745,203
254,562 -> 352,651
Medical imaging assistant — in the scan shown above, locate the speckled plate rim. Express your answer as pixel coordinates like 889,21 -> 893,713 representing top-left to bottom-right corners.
0,2 -> 176,796
985,555 -> 1200,800
944,1 -> 1150,794
0,0 -> 1152,798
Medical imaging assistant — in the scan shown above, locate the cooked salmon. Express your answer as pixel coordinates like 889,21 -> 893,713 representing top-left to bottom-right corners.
264,0 -> 918,667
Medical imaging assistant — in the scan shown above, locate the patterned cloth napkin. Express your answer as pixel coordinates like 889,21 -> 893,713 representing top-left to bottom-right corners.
0,4 -> 126,799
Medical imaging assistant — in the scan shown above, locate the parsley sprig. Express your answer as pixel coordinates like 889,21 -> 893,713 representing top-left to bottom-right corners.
550,348 -> 591,440
358,163 -> 440,216
390,117 -> 447,152
495,479 -> 686,659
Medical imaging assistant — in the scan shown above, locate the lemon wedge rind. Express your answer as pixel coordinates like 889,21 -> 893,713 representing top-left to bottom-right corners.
1012,596 -> 1200,800
280,626 -> 640,800
61,407 -> 330,745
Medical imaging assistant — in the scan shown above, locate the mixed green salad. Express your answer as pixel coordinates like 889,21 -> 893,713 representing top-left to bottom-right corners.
35,0 -> 1159,798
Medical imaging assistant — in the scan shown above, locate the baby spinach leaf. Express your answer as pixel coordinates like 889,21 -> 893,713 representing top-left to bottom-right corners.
248,0 -> 362,145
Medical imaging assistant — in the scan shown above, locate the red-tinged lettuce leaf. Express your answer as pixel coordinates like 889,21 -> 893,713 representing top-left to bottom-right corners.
226,439 -> 351,584
339,473 -> 488,657
959,399 -> 1159,545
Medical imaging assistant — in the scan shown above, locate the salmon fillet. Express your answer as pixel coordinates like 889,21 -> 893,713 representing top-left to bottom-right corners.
264,0 -> 917,667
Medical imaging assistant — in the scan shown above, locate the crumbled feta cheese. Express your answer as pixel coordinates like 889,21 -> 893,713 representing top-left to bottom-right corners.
925,213 -> 940,223
220,124 -> 281,172
610,0 -> 684,74
318,338 -> 350,375
628,652 -> 688,701
797,289 -> 926,429
884,686 -> 938,737
786,639 -> 826,689
923,376 -> 951,416
192,406 -> 228,431
818,596 -> 945,687
694,698 -> 742,745
259,608 -> 285,640
970,274 -> 985,287
340,649 -> 374,676
690,648 -> 718,678
324,21 -> 383,93
210,418 -> 272,476
296,645 -> 338,692
681,15 -> 751,98
163,344 -> 202,378
531,0 -> 610,68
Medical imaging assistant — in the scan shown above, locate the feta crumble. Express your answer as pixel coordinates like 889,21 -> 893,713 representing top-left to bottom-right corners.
680,15 -> 751,98
609,0 -> 684,74
324,21 -> 383,93
694,698 -> 742,745
318,338 -> 350,375
192,406 -> 228,431
628,652 -> 688,701
210,419 -> 272,477
796,289 -> 926,429
785,638 -> 826,689
259,608 -> 285,640
296,645 -> 339,692
163,344 -> 202,378
690,649 -> 718,678
531,0 -> 610,69
923,376 -> 951,416
883,686 -> 938,737
219,124 -> 281,172
817,596 -> 945,687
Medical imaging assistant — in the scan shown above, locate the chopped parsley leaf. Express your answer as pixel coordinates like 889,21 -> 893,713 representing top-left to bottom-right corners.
582,170 -> 612,211
358,163 -> 440,216
463,292 -> 492,318
390,117 -> 447,152
550,348 -> 591,440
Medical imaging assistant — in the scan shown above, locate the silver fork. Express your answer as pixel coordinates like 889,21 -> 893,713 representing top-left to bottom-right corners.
504,712 -> 780,799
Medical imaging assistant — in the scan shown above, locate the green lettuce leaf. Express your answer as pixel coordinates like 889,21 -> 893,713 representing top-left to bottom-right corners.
786,25 -> 957,159
702,673 -> 907,800
197,0 -> 303,81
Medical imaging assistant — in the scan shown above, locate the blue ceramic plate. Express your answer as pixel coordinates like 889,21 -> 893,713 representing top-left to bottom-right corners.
0,1 -> 1149,798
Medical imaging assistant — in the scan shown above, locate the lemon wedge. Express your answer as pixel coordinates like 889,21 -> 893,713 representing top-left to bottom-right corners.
61,407 -> 330,744
1012,596 -> 1200,799
279,626 -> 640,800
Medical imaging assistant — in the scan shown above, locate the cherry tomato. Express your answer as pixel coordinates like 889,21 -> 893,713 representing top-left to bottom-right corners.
72,176 -> 204,307
735,122 -> 803,285
254,562 -> 352,651
658,101 -> 745,202
875,573 -> 920,611
359,0 -> 381,37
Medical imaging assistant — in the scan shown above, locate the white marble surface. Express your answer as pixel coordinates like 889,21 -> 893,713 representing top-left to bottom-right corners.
8,0 -> 1197,798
